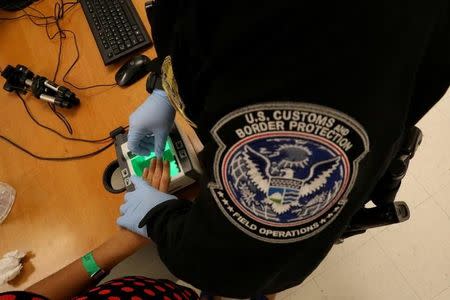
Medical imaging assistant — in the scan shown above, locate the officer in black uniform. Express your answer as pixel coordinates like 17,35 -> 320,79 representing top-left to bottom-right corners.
117,1 -> 450,298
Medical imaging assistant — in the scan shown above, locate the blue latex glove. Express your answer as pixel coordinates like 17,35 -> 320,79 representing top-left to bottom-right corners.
117,176 -> 177,238
128,89 -> 175,157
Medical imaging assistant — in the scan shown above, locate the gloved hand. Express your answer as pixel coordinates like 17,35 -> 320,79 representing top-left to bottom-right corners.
117,176 -> 177,238
128,89 -> 175,157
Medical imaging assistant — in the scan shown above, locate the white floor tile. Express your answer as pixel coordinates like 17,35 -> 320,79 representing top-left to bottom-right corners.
433,286 -> 450,300
314,238 -> 419,300
396,173 -> 431,208
413,166 -> 450,197
278,279 -> 324,300
411,97 -> 450,195
375,200 -> 450,300
433,181 -> 450,218
310,232 -> 372,277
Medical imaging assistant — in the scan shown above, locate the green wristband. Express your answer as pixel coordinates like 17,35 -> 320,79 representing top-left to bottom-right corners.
81,252 -> 101,277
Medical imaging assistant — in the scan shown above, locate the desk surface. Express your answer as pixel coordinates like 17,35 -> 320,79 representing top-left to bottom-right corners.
0,0 -> 163,290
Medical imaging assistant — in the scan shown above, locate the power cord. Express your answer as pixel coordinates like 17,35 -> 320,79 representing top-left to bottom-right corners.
0,135 -> 115,161
16,92 -> 112,143
59,28 -> 118,90
0,92 -> 129,161
0,94 -> 130,161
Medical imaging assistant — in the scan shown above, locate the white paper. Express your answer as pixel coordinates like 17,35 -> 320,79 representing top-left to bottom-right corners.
0,250 -> 26,285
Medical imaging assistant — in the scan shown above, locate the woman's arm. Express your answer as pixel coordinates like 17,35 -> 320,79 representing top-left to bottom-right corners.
25,158 -> 171,300
25,229 -> 149,300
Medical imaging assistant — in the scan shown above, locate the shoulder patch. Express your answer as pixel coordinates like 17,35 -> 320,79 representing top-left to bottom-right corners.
208,102 -> 369,243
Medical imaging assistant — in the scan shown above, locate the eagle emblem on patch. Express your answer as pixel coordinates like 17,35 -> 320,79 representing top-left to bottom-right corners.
209,102 -> 369,243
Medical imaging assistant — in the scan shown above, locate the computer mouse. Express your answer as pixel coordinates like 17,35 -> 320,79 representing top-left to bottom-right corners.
115,55 -> 152,87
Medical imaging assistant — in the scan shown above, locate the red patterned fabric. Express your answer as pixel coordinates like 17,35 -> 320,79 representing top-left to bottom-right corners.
0,277 -> 198,300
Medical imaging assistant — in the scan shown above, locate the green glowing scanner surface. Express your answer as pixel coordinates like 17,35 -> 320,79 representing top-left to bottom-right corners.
127,140 -> 181,177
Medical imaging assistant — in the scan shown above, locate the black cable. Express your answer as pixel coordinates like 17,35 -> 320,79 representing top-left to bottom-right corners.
0,14 -> 29,20
15,2 -> 77,133
60,29 -> 118,90
53,19 -> 63,81
26,1 -> 77,134
0,1 -> 75,24
0,135 -> 114,161
2,1 -> 117,90
29,1 -> 117,89
0,11 -> 53,22
17,92 -> 112,143
48,102 -> 74,134
49,2 -> 70,131
18,1 -> 114,133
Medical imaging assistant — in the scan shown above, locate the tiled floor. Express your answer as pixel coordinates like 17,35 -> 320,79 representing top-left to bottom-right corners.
110,89 -> 450,300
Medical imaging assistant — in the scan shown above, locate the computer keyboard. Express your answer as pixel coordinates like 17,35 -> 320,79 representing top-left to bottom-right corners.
79,0 -> 153,65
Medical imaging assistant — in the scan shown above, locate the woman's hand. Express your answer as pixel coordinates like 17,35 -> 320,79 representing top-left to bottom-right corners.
117,158 -> 177,238
114,159 -> 171,244
142,158 -> 171,192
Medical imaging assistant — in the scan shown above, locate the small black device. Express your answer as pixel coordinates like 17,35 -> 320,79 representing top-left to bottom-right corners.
0,0 -> 36,11
1,64 -> 80,108
79,0 -> 153,65
115,55 -> 152,86
144,56 -> 164,93
146,71 -> 163,93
